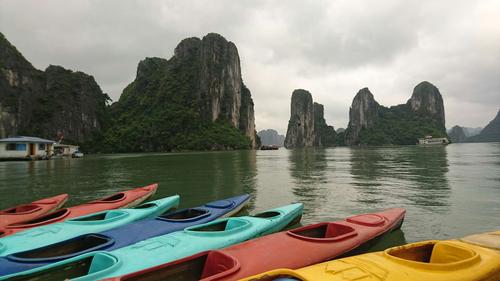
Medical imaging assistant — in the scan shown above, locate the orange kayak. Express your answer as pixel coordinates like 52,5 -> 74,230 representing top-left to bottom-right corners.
0,183 -> 157,237
0,194 -> 68,229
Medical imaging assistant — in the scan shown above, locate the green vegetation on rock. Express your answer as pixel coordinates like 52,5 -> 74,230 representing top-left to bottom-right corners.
357,104 -> 447,145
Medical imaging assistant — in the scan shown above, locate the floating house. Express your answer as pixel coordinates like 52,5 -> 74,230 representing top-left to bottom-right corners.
417,135 -> 449,145
0,136 -> 55,160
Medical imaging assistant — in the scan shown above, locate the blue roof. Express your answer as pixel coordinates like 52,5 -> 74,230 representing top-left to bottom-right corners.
0,136 -> 55,144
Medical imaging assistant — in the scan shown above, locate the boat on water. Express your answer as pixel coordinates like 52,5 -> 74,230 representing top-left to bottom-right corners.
103,208 -> 405,281
261,145 -> 279,150
243,231 -> 500,281
0,184 -> 158,237
0,195 -> 179,257
417,135 -> 449,145
72,151 -> 84,158
0,194 -> 68,229
0,194 -> 249,276
0,203 -> 303,281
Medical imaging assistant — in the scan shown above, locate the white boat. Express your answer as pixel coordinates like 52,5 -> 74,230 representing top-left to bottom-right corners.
72,151 -> 84,158
417,135 -> 449,145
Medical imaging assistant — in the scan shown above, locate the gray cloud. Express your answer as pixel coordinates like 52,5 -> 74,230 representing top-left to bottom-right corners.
1,0 -> 499,133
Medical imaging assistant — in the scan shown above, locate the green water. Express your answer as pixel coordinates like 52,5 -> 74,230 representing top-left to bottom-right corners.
0,143 -> 499,247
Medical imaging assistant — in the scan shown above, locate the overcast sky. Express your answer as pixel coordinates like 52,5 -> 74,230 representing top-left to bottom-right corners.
1,0 -> 499,133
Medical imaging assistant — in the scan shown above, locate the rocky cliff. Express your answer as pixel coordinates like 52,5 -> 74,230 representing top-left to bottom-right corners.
467,110 -> 500,142
0,32 -> 109,143
407,81 -> 446,129
105,33 -> 257,152
284,89 -> 335,148
344,81 -> 447,145
313,103 -> 336,146
344,88 -> 379,145
258,129 -> 285,146
448,125 -> 467,143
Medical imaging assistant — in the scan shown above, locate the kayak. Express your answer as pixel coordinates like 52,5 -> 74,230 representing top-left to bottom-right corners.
103,208 -> 405,281
0,194 -> 68,228
0,194 -> 249,275
460,230 -> 500,252
0,183 -> 158,237
0,203 -> 304,281
242,236 -> 500,281
0,195 -> 179,258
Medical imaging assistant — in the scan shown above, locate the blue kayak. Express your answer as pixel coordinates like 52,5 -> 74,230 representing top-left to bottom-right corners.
0,194 -> 250,276
0,203 -> 303,281
0,195 -> 180,257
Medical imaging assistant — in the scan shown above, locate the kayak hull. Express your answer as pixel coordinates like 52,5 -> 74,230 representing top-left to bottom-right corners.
243,235 -> 500,281
107,208 -> 406,281
0,183 -> 158,237
0,194 -> 250,275
0,203 -> 304,281
0,194 -> 68,229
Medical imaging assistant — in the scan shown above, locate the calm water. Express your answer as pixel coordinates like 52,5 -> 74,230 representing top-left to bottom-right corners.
1,143 -> 499,248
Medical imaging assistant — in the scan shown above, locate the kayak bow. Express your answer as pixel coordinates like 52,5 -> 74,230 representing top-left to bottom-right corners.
0,194 -> 68,229
0,184 -> 158,237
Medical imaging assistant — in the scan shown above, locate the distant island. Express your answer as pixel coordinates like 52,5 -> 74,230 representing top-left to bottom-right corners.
1,31 -> 499,152
258,129 -> 285,146
449,110 -> 500,143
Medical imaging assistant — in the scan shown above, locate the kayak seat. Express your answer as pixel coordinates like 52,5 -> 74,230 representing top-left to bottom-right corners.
346,214 -> 385,227
288,222 -> 357,241
189,219 -> 249,233
68,210 -> 127,223
115,251 -> 239,281
201,251 -> 239,279
160,208 -> 210,221
9,234 -> 114,261
88,253 -> 119,274
386,241 -> 477,264
7,255 -> 95,280
8,208 -> 70,227
0,204 -> 41,215
91,192 -> 126,203
252,211 -> 281,219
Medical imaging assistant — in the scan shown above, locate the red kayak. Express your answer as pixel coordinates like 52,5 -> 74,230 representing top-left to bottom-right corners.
0,183 -> 157,237
105,208 -> 405,281
0,194 -> 68,229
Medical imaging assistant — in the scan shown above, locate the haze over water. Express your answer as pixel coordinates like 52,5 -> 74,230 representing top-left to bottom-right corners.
0,143 -> 499,246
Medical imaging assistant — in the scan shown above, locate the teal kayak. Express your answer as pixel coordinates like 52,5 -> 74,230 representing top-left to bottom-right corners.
1,203 -> 303,281
0,195 -> 180,257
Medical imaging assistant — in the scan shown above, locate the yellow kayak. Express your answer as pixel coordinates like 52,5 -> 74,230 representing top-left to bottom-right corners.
243,233 -> 500,281
460,230 -> 500,252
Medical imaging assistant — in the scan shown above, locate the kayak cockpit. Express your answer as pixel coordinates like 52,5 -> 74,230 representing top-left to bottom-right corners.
67,210 -> 128,225
159,208 -> 210,222
252,211 -> 281,218
287,222 -> 357,242
0,204 -> 41,215
186,218 -> 250,235
8,234 -> 114,262
385,241 -> 479,268
7,208 -> 70,228
118,251 -> 239,281
6,252 -> 118,280
91,193 -> 126,203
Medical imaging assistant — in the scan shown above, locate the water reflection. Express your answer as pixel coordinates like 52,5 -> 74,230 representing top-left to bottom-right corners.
288,148 -> 329,216
349,146 -> 450,211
